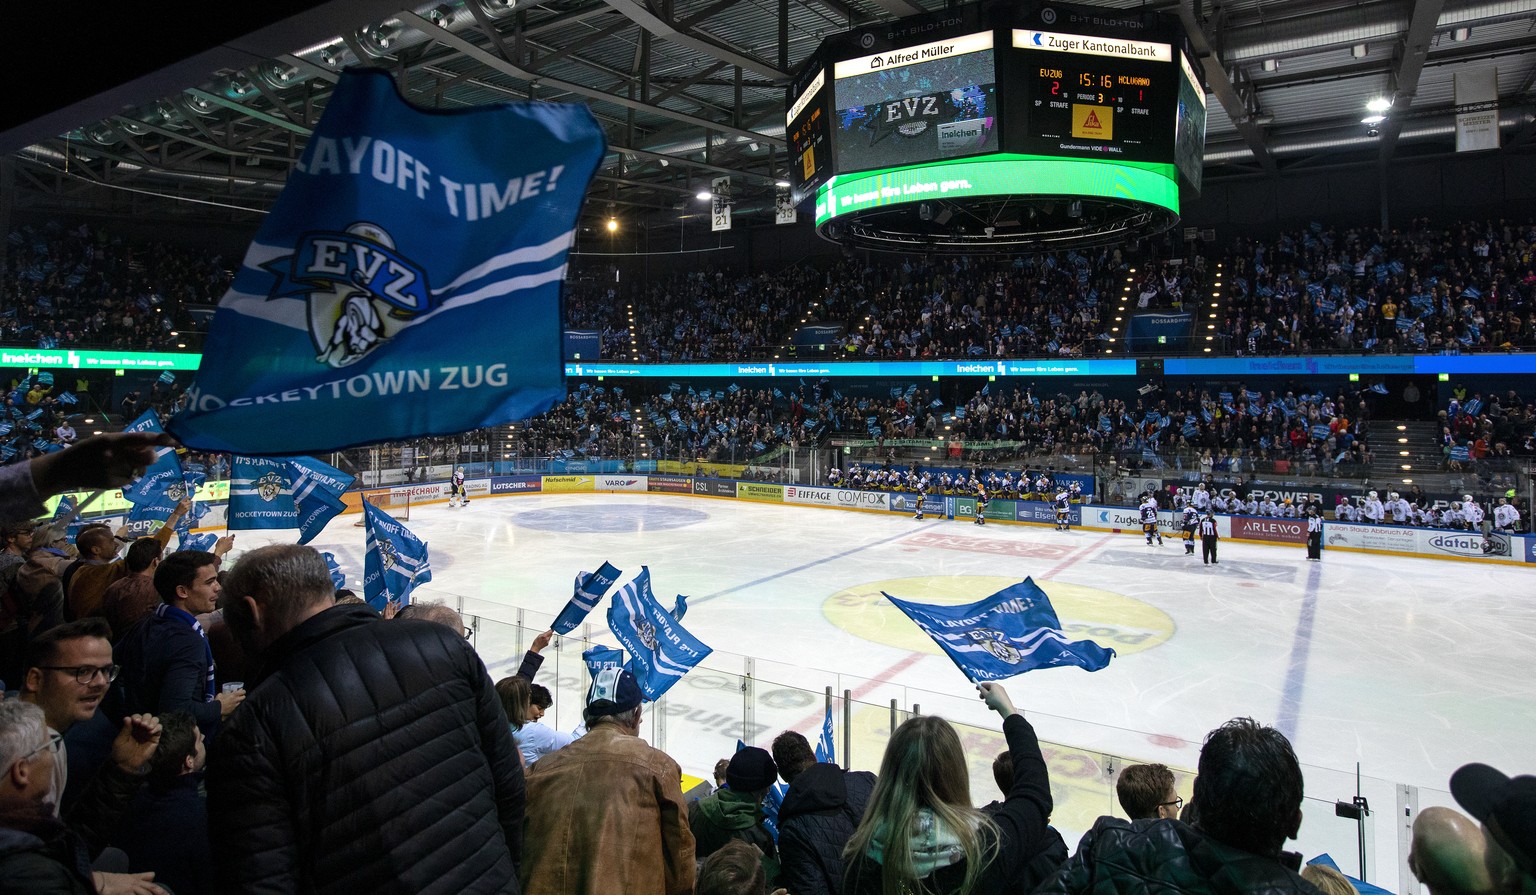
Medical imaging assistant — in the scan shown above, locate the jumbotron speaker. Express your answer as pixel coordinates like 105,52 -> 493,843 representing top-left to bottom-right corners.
784,0 -> 1207,254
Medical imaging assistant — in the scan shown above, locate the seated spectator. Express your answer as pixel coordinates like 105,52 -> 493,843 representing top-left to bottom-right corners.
772,729 -> 876,895
843,682 -> 1052,895
690,747 -> 780,882
109,710 -> 213,894
522,667 -> 695,895
1036,717 -> 1315,895
1116,763 -> 1181,821
1408,807 -> 1493,895
1450,763 -> 1536,895
110,551 -> 243,740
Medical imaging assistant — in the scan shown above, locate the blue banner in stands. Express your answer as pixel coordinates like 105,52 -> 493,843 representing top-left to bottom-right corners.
606,566 -> 712,700
119,411 -> 187,521
816,704 -> 835,764
361,500 -> 432,610
168,68 -> 606,454
883,577 -> 1115,682
552,561 -> 623,634
289,456 -> 355,545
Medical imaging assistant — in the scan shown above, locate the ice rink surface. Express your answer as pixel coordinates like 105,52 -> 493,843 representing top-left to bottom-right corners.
255,492 -> 1535,885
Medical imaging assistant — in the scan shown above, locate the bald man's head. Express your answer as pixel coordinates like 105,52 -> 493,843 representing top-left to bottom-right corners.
1411,807 -> 1495,895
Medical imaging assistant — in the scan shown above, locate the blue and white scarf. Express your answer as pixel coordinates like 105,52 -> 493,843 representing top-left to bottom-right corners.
156,604 -> 215,701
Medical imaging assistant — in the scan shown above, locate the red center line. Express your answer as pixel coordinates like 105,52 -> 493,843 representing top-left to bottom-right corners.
772,652 -> 927,743
1042,533 -> 1117,579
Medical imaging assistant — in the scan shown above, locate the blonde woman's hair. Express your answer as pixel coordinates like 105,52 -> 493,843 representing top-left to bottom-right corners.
1300,864 -> 1357,895
496,675 -> 532,728
843,715 -> 999,895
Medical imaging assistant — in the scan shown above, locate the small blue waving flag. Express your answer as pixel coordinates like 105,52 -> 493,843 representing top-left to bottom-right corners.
882,577 -> 1115,682
361,500 -> 432,611
119,411 -> 187,519
606,566 -> 712,700
815,704 -> 836,765
552,561 -> 623,634
288,456 -> 356,545
321,551 -> 348,591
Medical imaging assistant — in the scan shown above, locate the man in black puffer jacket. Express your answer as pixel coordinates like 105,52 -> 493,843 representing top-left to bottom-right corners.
1035,717 -> 1322,895
206,544 -> 525,894
771,730 -> 876,895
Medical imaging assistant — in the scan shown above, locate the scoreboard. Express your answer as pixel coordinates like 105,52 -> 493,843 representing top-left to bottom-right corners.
1010,27 -> 1175,164
786,0 -> 1208,236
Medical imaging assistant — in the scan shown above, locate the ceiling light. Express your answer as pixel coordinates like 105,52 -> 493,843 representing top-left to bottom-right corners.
696,190 -> 712,200
1351,43 -> 1368,58
1262,59 -> 1278,72
1367,97 -> 1393,113
606,218 -> 618,232
1451,26 -> 1469,41
775,178 -> 791,188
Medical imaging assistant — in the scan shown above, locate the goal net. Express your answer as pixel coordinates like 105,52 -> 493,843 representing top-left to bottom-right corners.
353,489 -> 411,525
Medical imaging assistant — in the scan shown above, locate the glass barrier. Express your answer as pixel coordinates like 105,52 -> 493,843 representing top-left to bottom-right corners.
440,593 -> 1438,893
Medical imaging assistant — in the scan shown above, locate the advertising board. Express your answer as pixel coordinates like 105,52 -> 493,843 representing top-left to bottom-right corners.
595,475 -> 647,492
1230,517 -> 1306,544
489,476 -> 542,494
693,480 -> 738,498
647,475 -> 693,494
783,485 -> 889,511
736,482 -> 785,502
542,475 -> 595,493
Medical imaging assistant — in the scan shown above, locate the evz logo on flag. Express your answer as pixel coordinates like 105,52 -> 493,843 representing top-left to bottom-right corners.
378,539 -> 397,573
638,621 -> 658,651
968,628 -> 1022,664
256,472 -> 286,502
266,222 -> 434,368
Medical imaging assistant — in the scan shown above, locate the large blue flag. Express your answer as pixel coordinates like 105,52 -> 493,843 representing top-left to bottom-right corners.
361,500 -> 432,611
288,456 -> 355,544
167,69 -> 607,455
119,411 -> 186,519
883,577 -> 1115,682
552,561 -> 623,634
606,567 -> 712,700
228,457 -> 299,530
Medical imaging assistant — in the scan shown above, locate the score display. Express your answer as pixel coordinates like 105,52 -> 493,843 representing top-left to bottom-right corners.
786,63 -> 832,201
1012,28 -> 1175,163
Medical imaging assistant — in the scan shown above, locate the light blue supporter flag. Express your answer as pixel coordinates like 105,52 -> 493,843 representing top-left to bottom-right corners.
882,577 -> 1115,682
166,68 -> 607,455
228,457 -> 299,530
322,552 -> 348,591
582,645 -> 626,680
606,567 -> 712,700
815,704 -> 835,764
552,561 -> 623,634
177,532 -> 219,553
288,456 -> 356,545
119,411 -> 187,520
362,500 -> 432,611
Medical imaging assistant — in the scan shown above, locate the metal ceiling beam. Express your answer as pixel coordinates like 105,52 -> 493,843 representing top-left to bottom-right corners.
1178,0 -> 1277,172
397,10 -> 783,149
1376,0 -> 1445,165
184,89 -> 312,136
597,0 -> 788,82
862,0 -> 926,17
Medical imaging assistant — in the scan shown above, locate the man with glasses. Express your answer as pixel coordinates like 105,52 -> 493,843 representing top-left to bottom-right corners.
1115,763 -> 1183,821
1,685 -> 167,894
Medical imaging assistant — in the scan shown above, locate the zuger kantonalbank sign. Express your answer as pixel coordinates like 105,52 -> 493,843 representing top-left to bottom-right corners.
784,485 -> 888,511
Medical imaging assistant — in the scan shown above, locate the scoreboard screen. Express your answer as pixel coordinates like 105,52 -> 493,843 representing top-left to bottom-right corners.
831,31 -> 1000,177
1174,49 -> 1208,192
786,62 -> 832,201
1011,28 -> 1175,163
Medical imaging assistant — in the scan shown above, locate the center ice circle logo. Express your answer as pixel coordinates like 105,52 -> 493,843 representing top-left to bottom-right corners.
823,575 -> 1175,657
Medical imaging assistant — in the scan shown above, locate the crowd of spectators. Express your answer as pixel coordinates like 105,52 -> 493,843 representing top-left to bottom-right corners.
1,221 -> 227,351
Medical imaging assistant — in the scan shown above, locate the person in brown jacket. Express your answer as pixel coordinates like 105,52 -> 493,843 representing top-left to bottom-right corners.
64,500 -> 187,621
521,667 -> 695,895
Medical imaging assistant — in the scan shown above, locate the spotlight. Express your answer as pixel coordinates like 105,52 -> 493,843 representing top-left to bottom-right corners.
606,218 -> 618,232
1367,97 -> 1393,113
696,189 -> 712,201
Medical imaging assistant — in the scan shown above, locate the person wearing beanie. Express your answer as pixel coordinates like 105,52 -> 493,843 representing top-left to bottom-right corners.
689,747 -> 781,885
522,667 -> 695,895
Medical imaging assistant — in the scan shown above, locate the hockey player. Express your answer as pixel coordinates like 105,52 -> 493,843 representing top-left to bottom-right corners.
1361,490 -> 1385,525
1258,495 -> 1279,517
827,467 -> 842,488
1054,488 -> 1072,532
1280,499 -> 1298,519
1210,492 -> 1229,514
1192,483 -> 1212,513
1386,492 -> 1409,524
1181,503 -> 1199,555
1494,497 -> 1521,532
449,466 -> 468,507
1139,493 -> 1163,546
1337,500 -> 1360,523
1463,494 -> 1487,536
913,475 -> 929,521
973,481 -> 989,526
1171,487 -> 1189,511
